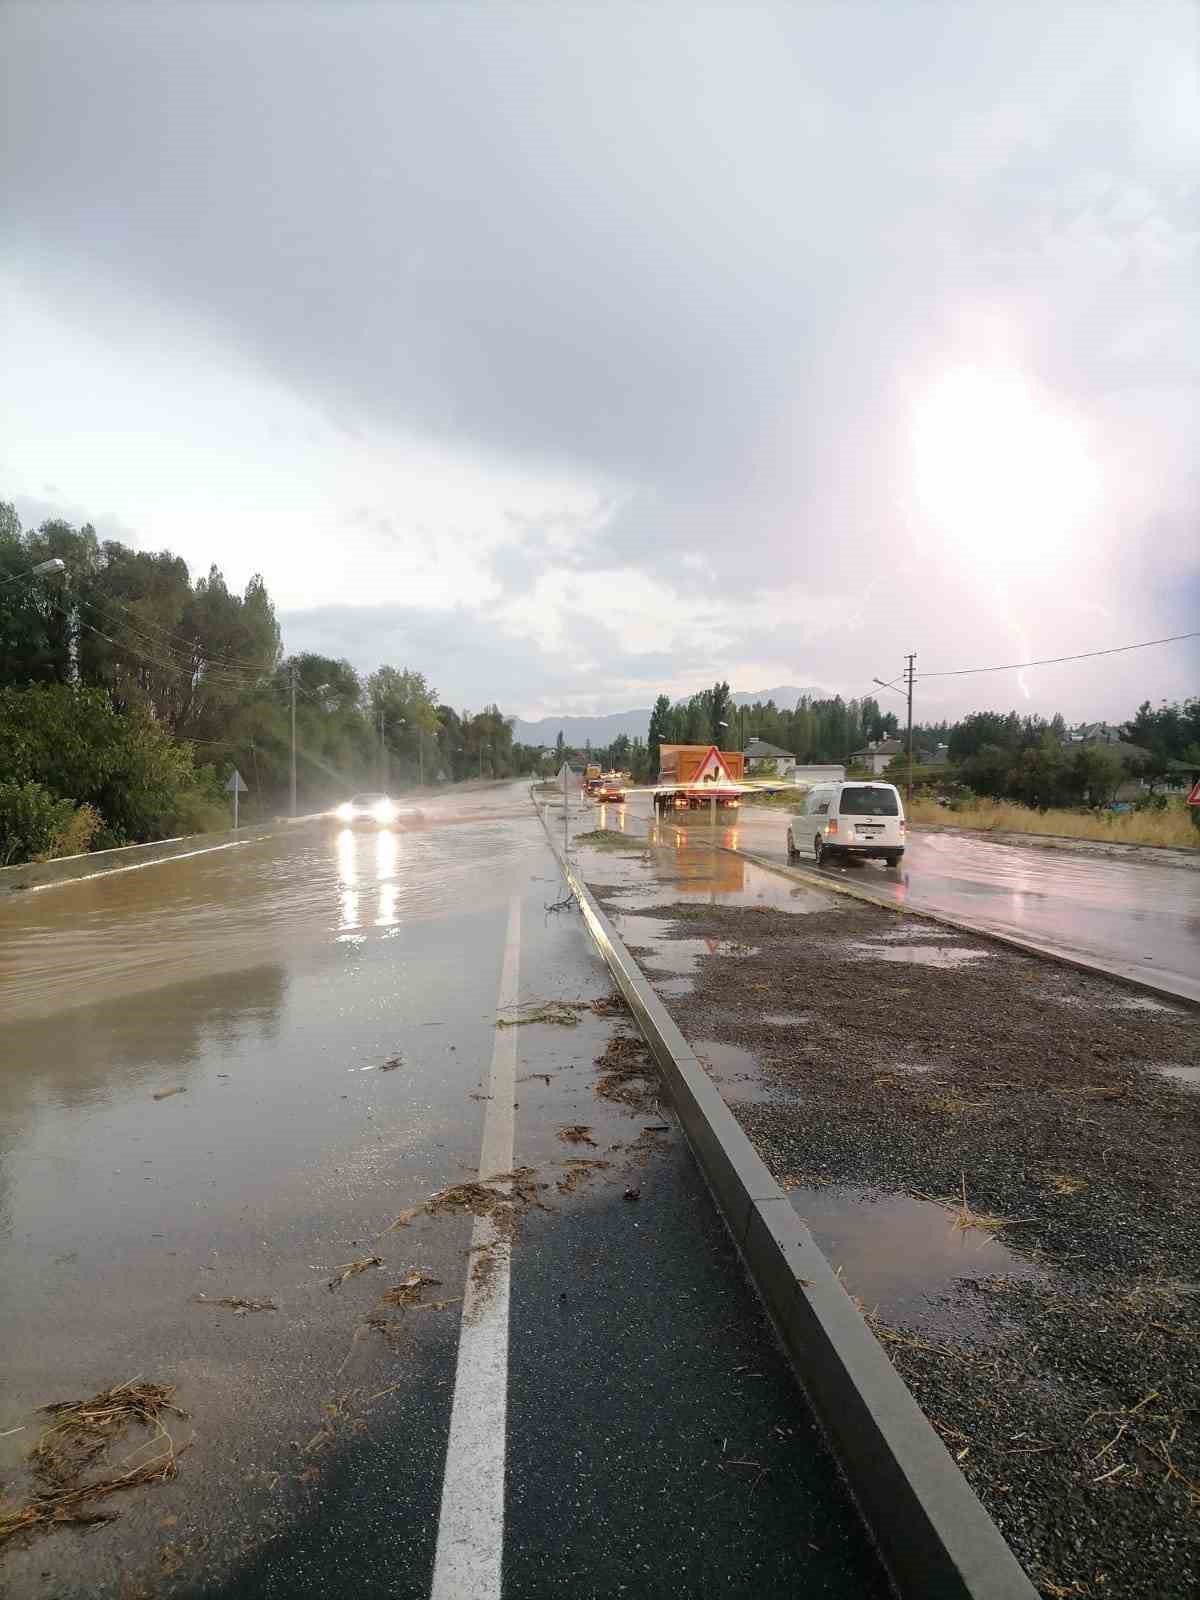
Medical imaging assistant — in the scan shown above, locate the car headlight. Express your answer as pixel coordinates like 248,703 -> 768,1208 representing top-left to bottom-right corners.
337,802 -> 354,820
372,800 -> 397,822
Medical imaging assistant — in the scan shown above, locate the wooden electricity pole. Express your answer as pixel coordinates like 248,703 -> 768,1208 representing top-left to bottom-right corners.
904,652 -> 916,804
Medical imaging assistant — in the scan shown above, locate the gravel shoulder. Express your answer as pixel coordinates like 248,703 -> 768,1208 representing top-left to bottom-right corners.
586,858 -> 1200,1600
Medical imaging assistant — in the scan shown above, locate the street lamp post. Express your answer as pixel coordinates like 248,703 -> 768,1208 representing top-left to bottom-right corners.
0,557 -> 66,590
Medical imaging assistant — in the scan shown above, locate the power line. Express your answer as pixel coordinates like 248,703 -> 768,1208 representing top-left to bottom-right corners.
76,602 -> 266,689
43,598 -> 274,695
920,631 -> 1200,680
79,590 -> 278,681
86,592 -> 333,705
40,596 -> 339,713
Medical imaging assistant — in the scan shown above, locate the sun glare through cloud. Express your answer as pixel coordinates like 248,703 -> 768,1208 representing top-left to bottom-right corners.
911,369 -> 1100,578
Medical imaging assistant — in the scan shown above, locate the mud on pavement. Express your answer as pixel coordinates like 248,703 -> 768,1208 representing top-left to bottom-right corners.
588,865 -> 1200,1600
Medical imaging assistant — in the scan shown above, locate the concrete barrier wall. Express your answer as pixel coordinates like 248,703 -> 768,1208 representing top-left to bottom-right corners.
0,816 -> 320,895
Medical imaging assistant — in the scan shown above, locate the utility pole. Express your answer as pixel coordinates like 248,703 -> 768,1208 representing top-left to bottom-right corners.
904,652 -> 916,805
289,662 -> 297,817
418,728 -> 424,788
378,708 -> 386,789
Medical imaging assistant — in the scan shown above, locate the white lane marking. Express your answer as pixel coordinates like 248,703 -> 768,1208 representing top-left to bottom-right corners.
430,893 -> 521,1600
23,839 -> 255,891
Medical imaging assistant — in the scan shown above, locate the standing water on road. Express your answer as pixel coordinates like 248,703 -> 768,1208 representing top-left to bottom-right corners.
0,782 -> 886,1600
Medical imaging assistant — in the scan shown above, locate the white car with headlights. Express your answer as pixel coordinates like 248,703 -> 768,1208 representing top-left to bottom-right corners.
335,792 -> 399,828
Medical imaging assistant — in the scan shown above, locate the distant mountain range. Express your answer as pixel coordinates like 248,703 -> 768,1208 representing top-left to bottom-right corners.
511,686 -> 824,749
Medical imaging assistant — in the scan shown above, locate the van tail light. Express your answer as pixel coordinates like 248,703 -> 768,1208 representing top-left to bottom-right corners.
827,819 -> 838,836
899,820 -> 907,836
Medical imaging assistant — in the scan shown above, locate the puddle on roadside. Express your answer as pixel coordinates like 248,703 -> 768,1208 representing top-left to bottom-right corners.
846,942 -> 992,969
763,1013 -> 809,1027
613,913 -> 759,976
788,1185 -> 1041,1324
576,832 -> 837,914
655,976 -> 695,999
1152,1063 -> 1200,1087
691,1038 -> 773,1103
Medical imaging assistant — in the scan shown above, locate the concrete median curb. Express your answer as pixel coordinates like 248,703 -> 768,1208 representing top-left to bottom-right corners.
535,797 -> 1038,1600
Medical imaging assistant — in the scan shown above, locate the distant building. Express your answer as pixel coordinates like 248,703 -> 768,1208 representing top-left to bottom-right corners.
743,738 -> 797,779
919,742 -> 950,766
1065,721 -> 1124,745
849,737 -> 904,775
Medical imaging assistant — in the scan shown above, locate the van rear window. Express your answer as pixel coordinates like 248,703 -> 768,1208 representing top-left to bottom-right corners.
840,786 -> 899,816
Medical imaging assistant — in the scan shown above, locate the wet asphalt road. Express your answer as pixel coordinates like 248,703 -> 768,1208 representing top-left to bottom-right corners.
0,783 -> 884,1599
615,791 -> 1200,1001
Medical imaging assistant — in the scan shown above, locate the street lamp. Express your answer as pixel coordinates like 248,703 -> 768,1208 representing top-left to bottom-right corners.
0,557 -> 65,589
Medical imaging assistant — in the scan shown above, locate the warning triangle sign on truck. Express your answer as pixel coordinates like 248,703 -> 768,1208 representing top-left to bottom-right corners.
691,745 -> 737,786
1188,777 -> 1200,806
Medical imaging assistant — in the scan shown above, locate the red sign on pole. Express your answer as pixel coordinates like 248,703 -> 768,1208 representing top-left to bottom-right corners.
1188,778 -> 1200,807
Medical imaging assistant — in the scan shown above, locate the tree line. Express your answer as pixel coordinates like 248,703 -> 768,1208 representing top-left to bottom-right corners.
933,703 -> 1200,810
0,502 -> 538,863
550,682 -> 900,782
558,678 -> 1198,814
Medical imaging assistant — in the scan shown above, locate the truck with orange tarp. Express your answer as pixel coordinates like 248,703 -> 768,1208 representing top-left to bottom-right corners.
654,744 -> 745,814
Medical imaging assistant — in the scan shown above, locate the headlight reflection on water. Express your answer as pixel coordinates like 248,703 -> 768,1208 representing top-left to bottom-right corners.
375,829 -> 399,927
337,827 -> 359,931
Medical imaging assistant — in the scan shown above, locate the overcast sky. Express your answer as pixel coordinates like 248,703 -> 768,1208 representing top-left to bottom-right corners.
3,2 -> 1197,723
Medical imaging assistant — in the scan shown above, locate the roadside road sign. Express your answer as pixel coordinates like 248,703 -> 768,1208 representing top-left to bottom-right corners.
1188,778 -> 1200,806
226,768 -> 248,829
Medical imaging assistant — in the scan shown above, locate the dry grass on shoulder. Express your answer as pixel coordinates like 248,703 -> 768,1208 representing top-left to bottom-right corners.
908,797 -> 1197,850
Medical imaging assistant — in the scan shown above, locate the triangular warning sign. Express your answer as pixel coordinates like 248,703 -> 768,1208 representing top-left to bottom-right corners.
1188,777 -> 1200,806
691,745 -> 735,786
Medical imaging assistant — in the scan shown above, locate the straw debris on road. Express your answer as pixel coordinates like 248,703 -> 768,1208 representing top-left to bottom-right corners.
557,1124 -> 597,1146
326,1255 -> 384,1291
388,1167 -> 549,1240
192,1294 -> 277,1315
594,1033 -> 661,1113
0,1380 -> 186,1551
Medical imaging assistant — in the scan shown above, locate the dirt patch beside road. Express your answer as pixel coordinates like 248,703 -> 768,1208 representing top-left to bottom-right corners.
594,890 -> 1200,1599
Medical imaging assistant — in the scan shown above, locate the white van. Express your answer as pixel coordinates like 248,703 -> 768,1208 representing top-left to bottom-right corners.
787,781 -> 905,868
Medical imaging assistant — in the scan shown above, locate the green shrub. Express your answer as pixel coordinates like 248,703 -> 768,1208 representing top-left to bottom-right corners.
0,781 -> 98,865
0,684 -> 223,845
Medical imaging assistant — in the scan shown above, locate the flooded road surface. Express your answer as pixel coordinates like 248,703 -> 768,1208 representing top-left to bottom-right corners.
616,792 -> 1200,1002
0,783 -> 885,1599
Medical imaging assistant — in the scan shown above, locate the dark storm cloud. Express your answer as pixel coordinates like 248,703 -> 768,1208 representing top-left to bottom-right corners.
4,2 -> 1197,713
